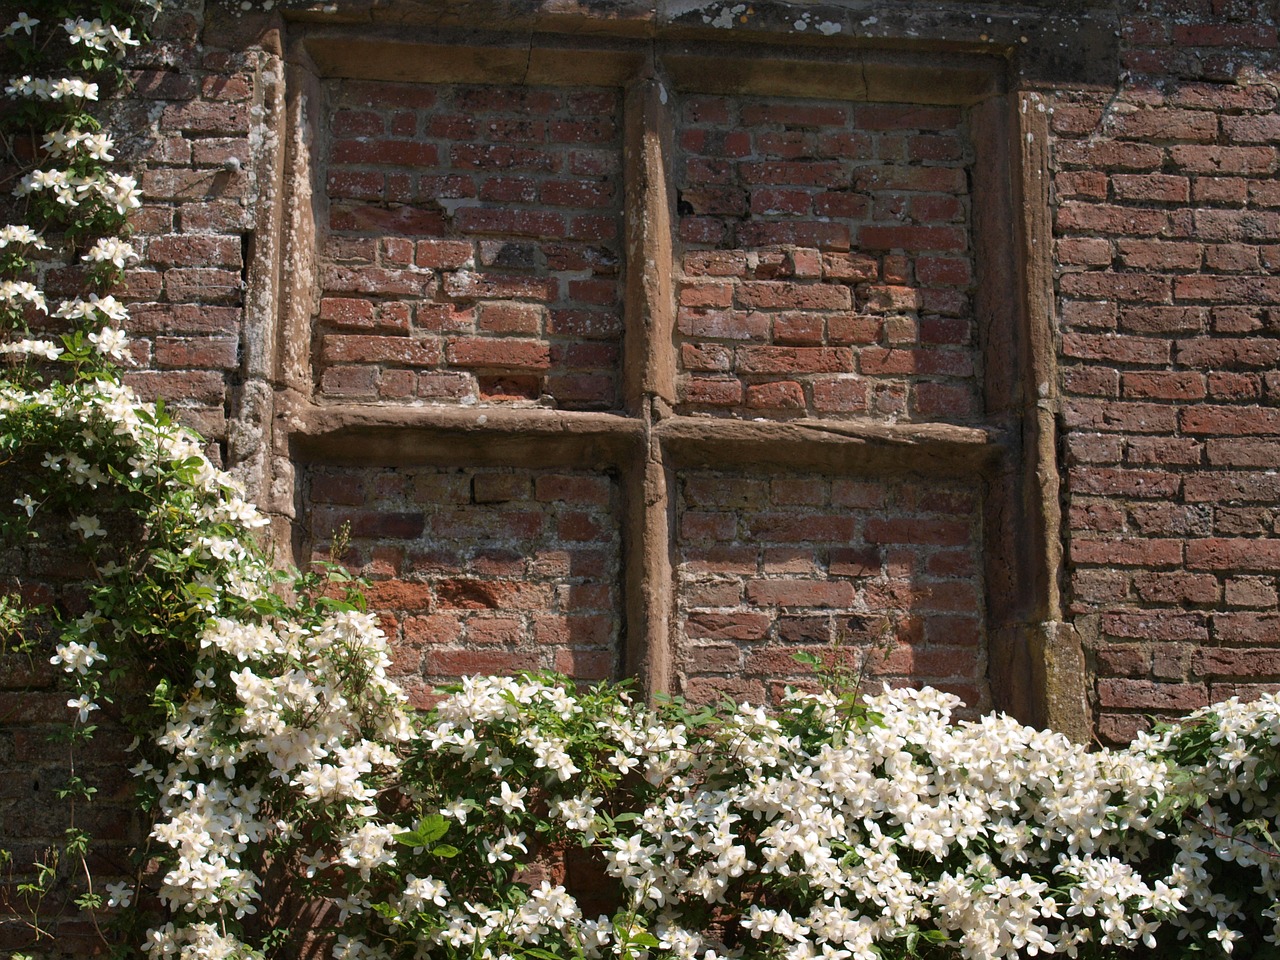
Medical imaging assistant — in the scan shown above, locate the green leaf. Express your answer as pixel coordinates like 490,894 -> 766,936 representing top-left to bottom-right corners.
418,814 -> 449,843
431,844 -> 459,859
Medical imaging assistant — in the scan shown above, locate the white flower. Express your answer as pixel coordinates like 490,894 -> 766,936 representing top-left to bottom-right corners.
57,294 -> 128,324
67,695 -> 98,723
0,224 -> 46,248
2,14 -> 38,36
64,18 -> 111,53
490,781 -> 527,814
88,326 -> 130,360
13,494 -> 36,517
1209,923 -> 1242,953
0,280 -> 48,313
51,640 -> 107,674
105,881 -> 132,908
82,237 -> 134,268
99,172 -> 141,214
0,339 -> 62,361
69,514 -> 105,538
108,25 -> 139,52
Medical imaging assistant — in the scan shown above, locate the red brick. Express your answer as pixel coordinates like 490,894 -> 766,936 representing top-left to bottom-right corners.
1224,576 -> 1277,608
366,580 -> 434,611
852,104 -> 960,130
446,338 -> 551,371
736,346 -> 851,374
1097,679 -> 1207,711
1057,202 -> 1170,236
1122,371 -> 1206,400
682,377 -> 743,406
859,348 -> 973,377
1115,239 -> 1202,271
1194,361 -> 1258,395
426,650 -> 544,676
450,143 -> 561,173
476,302 -> 543,334
412,240 -> 472,269
322,335 -> 440,366
855,166 -> 967,193
1063,366 -> 1120,397
1193,209 -> 1280,242
341,80 -> 436,109
1172,22 -> 1278,46
745,580 -> 856,608
1194,646 -> 1280,678
1070,538 -> 1183,566
1061,334 -> 1171,365
1056,171 -> 1109,198
734,281 -> 851,311
1187,538 -> 1280,570
1134,572 -> 1220,605
1120,306 -> 1206,334
1102,612 -> 1209,642
1205,244 -> 1260,272
1069,467 -> 1181,498
810,377 -> 868,412
534,474 -> 611,505
1191,176 -> 1248,204
161,101 -> 250,134
1170,145 -> 1276,175
319,365 -> 378,397
858,225 -> 967,252
454,208 -> 566,238
864,518 -> 970,547
1127,436 -> 1203,465
684,612 -> 772,642
1206,438 -> 1280,467
745,381 -> 805,409
1181,404 -> 1280,435
1057,238 -> 1114,266
1185,472 -> 1280,502
1055,140 -> 1163,170
155,337 -> 238,369
1059,272 -> 1171,303
1110,108 -> 1218,142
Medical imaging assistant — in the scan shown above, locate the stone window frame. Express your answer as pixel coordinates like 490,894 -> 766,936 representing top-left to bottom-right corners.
235,14 -> 1085,735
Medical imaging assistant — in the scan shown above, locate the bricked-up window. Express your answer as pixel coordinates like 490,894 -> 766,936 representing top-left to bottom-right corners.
284,38 -> 1060,726
675,96 -> 978,422
319,82 -> 624,408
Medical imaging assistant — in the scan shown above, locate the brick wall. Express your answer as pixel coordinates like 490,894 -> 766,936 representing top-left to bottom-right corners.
113,9 -> 260,450
1053,0 -> 1280,743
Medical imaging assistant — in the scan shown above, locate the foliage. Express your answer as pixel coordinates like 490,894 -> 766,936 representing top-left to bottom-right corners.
2,3 -> 1280,960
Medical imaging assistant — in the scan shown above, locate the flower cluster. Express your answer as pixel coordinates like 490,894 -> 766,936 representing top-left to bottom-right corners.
4,374 -> 416,959
282,675 -> 1278,960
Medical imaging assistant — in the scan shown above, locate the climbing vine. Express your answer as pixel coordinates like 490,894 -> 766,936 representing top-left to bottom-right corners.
2,3 -> 1280,960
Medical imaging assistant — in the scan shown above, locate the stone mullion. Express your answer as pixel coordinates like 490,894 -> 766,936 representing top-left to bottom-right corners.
621,77 -> 678,696
970,91 -> 1086,738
